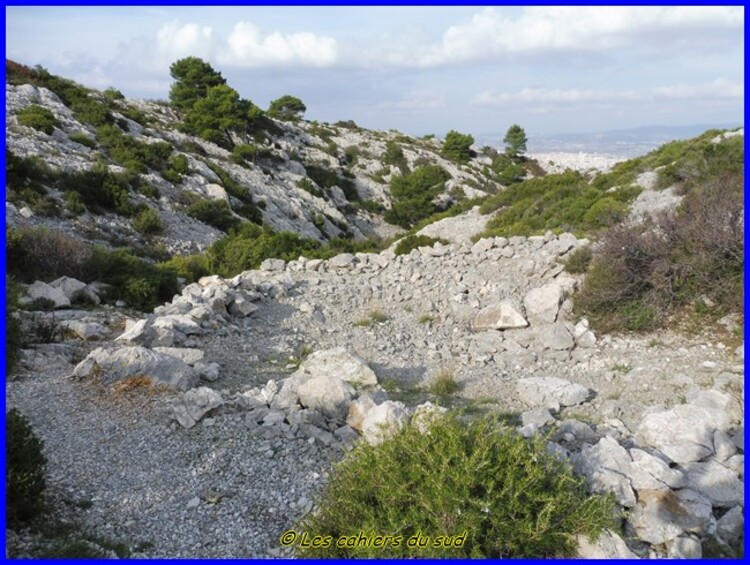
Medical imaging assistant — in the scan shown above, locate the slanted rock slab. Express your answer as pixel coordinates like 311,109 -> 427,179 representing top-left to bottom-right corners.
473,301 -> 528,330
517,376 -> 589,408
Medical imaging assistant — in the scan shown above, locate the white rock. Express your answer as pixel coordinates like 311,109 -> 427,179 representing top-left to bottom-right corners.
667,535 -> 702,559
260,258 -> 286,271
473,301 -> 528,330
716,505 -> 743,545
636,405 -> 723,463
523,283 -> 563,325
575,529 -> 639,559
328,253 -> 355,268
573,437 -> 636,507
536,323 -> 575,351
629,489 -> 713,545
297,347 -> 378,387
517,376 -> 589,408
24,281 -> 70,309
628,448 -> 684,491
411,402 -> 448,433
70,346 -> 198,391
361,401 -> 408,445
115,318 -> 154,346
60,320 -> 108,341
153,347 -> 205,365
172,387 -> 223,429
683,460 -> 744,507
297,376 -> 355,422
227,295 -> 259,317
346,394 -> 378,432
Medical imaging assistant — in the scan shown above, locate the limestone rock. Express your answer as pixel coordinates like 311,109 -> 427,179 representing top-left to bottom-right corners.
473,301 -> 528,330
636,405 -> 723,463
517,376 -> 589,408
523,283 -> 563,325
329,253 -> 355,268
629,489 -> 713,545
667,535 -> 702,559
573,437 -> 636,507
683,461 -> 744,507
346,394 -> 378,432
297,347 -> 378,387
575,529 -> 638,559
716,505 -> 743,545
361,401 -> 408,445
153,347 -> 205,365
260,258 -> 286,271
535,323 -> 575,351
60,320 -> 108,341
297,376 -> 355,422
172,387 -> 224,429
70,346 -> 199,391
23,281 -> 70,309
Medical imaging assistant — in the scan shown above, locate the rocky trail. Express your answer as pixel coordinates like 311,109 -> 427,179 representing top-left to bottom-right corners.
6,227 -> 744,558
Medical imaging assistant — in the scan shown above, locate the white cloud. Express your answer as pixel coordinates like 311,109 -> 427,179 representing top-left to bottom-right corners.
156,21 -> 213,61
385,6 -> 743,68
474,78 -> 744,108
219,22 -> 337,67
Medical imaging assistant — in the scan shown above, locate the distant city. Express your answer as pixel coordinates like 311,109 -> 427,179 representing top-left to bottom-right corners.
477,123 -> 743,158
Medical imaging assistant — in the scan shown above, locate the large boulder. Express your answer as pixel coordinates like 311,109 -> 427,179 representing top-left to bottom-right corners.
50,276 -> 99,304
628,489 -> 713,545
70,346 -> 199,391
573,437 -> 636,507
296,347 -> 378,387
516,376 -> 589,409
23,281 -> 70,309
361,401 -> 408,445
682,461 -> 744,507
60,320 -> 108,341
297,375 -> 355,423
473,301 -> 528,330
636,405 -> 725,464
116,318 -> 155,346
523,283 -> 563,325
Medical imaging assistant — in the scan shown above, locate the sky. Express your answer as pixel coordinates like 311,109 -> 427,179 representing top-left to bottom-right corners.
5,6 -> 745,139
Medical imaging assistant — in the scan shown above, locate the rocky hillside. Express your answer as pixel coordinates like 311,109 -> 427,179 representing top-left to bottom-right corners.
6,61 -> 505,257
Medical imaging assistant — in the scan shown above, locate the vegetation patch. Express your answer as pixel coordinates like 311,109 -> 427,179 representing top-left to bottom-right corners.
394,234 -> 449,256
16,104 -> 60,135
385,165 -> 451,228
6,408 -> 47,524
297,413 -> 616,558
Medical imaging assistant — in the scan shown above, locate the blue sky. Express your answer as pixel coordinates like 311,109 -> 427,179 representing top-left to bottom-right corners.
5,6 -> 744,138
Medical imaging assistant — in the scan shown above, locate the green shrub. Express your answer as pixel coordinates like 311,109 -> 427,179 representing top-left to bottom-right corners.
562,246 -> 592,274
306,165 -> 359,202
57,165 -> 134,216
68,131 -> 97,148
297,177 -> 323,198
158,254 -> 211,283
16,104 -> 59,135
429,371 -> 459,396
131,207 -> 164,235
441,130 -> 474,164
582,198 -> 629,229
6,409 -> 47,523
298,413 -> 616,558
231,143 -> 259,164
383,141 -> 408,173
161,168 -> 182,185
187,199 -> 240,232
385,166 -> 451,228
103,87 -> 124,100
394,234 -> 448,256
84,247 -> 178,311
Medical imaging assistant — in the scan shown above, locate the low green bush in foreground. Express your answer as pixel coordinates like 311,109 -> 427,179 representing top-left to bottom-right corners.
297,413 -> 616,558
6,408 -> 47,523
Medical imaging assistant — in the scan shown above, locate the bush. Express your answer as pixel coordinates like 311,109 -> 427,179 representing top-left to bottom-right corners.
442,130 -> 474,164
394,234 -> 449,256
187,199 -> 240,232
306,165 -> 359,202
103,87 -> 124,100
385,166 -> 451,228
158,254 -> 211,283
298,413 -> 616,558
131,207 -> 164,235
6,226 -> 93,282
6,278 -> 23,376
68,131 -> 97,148
16,104 -> 59,135
6,409 -> 47,523
383,141 -> 408,173
562,246 -> 593,274
577,172 -> 743,332
57,165 -> 134,216
297,178 -> 323,198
